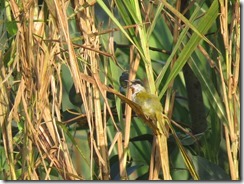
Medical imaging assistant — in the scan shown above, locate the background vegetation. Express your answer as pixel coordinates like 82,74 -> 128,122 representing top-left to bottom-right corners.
0,0 -> 240,180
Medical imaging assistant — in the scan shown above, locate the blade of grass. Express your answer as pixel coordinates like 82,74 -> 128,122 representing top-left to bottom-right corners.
155,1 -> 202,89
97,0 -> 143,57
187,56 -> 227,124
161,0 -> 220,53
147,2 -> 165,38
158,0 -> 219,98
167,119 -> 200,180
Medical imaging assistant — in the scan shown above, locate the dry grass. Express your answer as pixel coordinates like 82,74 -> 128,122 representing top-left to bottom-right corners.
0,0 -> 240,180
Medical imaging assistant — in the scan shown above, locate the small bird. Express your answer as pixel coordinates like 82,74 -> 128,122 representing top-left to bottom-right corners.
129,79 -> 168,136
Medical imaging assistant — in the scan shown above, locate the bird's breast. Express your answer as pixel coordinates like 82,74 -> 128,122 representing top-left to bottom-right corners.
134,92 -> 163,119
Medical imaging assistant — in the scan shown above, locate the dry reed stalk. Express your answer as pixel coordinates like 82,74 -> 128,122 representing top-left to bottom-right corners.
148,117 -> 171,180
120,47 -> 141,180
0,69 -> 17,180
3,0 -> 81,179
148,136 -> 156,179
219,0 -> 240,180
156,133 -> 171,180
72,0 -> 111,179
149,136 -> 161,180
117,132 -> 125,179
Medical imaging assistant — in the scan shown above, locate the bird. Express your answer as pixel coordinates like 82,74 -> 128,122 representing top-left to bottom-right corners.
128,79 -> 168,136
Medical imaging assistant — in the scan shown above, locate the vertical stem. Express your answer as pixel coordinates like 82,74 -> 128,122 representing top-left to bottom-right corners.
156,116 -> 171,180
121,47 -> 141,179
149,136 -> 156,179
0,70 -> 16,180
224,126 -> 237,180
